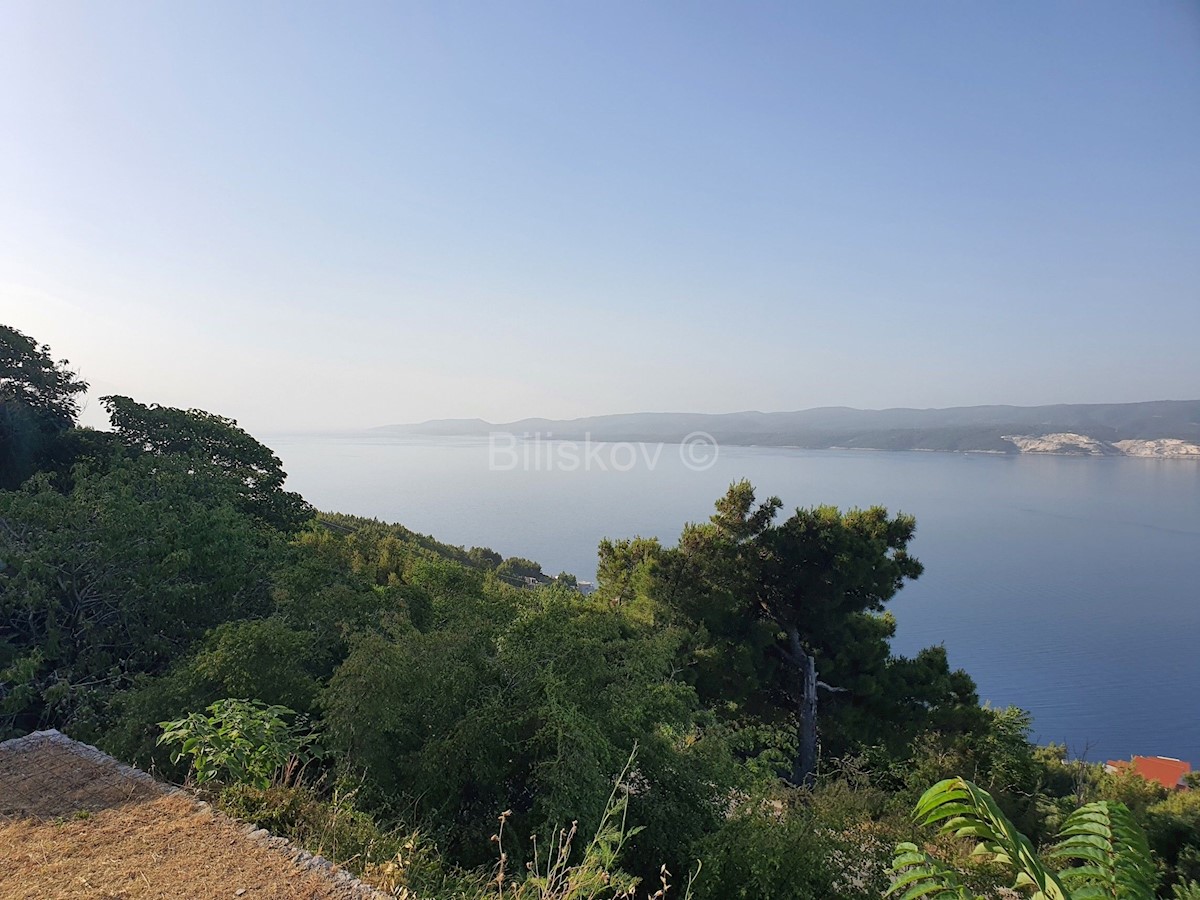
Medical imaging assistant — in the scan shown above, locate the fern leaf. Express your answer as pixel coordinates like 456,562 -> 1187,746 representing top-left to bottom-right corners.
909,778 -> 1071,900
886,842 -> 980,900
1050,800 -> 1157,899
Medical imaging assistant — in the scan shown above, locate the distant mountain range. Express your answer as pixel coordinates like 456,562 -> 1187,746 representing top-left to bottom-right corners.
376,400 -> 1200,457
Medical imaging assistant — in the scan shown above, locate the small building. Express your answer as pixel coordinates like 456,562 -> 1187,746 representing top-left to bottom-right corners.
1104,755 -> 1192,791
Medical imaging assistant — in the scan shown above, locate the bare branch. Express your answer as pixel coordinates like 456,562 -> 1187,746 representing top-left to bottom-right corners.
816,680 -> 848,694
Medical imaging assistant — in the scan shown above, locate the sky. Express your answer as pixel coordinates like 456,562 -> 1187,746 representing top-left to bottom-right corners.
2,1 -> 1198,434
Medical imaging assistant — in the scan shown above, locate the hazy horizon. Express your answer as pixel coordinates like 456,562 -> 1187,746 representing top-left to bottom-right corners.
4,1 -> 1198,434
378,397 -> 1200,429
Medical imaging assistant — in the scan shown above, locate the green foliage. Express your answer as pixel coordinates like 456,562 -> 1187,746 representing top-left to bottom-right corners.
1145,790 -> 1200,892
651,481 -> 976,784
893,707 -> 1052,843
0,456 -> 277,735
101,394 -> 312,531
493,752 -> 642,899
468,546 -> 504,569
496,556 -> 544,580
103,616 -> 329,765
595,537 -> 661,603
217,781 -> 469,897
692,799 -> 840,900
158,698 -> 320,788
889,776 -> 1158,900
691,771 -> 912,900
316,511 -> 504,574
186,618 -> 325,712
888,843 -> 978,900
321,585 -> 738,876
0,325 -> 89,488
480,748 -> 699,900
277,530 -> 430,639
0,647 -> 44,736
220,743 -> 696,900
1049,800 -> 1158,898
0,325 -> 88,428
1100,768 -> 1170,820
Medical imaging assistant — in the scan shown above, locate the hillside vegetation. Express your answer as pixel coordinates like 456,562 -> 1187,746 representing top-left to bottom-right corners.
2,324 -> 1198,899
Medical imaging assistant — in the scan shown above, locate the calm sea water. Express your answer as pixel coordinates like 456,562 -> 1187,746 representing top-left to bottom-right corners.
270,433 -> 1200,766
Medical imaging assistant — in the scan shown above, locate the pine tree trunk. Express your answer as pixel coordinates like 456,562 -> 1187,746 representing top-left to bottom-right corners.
788,626 -> 818,787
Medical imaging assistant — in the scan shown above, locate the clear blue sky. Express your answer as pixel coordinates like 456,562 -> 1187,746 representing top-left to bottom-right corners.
2,1 -> 1197,432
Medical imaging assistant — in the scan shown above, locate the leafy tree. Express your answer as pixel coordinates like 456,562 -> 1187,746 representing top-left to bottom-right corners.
653,481 -> 964,786
322,584 -> 738,877
1100,767 -> 1171,820
0,325 -> 87,429
467,546 -> 503,569
692,800 -> 842,900
595,537 -> 661,604
102,540 -> 414,767
0,455 -> 276,736
183,618 -> 325,712
495,556 -> 544,580
1145,790 -> 1200,892
101,395 -> 312,531
0,325 -> 88,488
896,706 -> 1052,844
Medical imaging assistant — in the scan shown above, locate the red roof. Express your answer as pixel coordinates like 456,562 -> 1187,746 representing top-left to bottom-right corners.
1106,756 -> 1191,789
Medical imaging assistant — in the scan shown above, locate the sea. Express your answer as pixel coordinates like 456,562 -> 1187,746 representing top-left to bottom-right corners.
269,432 -> 1200,767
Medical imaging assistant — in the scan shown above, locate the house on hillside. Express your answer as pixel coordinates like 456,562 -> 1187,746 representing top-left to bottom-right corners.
1105,755 -> 1192,790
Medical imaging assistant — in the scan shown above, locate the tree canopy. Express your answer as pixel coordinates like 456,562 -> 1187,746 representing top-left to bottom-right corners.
101,395 -> 312,531
0,326 -> 88,429
0,325 -> 89,488
649,480 -> 975,785
0,455 -> 276,736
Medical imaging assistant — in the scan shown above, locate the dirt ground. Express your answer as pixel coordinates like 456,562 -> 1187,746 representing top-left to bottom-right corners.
0,733 -> 380,900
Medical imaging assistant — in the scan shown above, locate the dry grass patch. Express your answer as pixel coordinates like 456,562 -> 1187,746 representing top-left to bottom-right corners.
0,732 -> 383,899
0,733 -> 161,819
0,793 -> 363,899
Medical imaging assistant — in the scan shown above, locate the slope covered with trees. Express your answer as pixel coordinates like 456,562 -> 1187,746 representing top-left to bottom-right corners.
1,325 -> 1196,899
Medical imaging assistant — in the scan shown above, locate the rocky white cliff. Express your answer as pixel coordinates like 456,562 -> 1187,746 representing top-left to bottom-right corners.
1003,433 -> 1200,458
1114,438 -> 1200,458
1003,433 -> 1120,455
